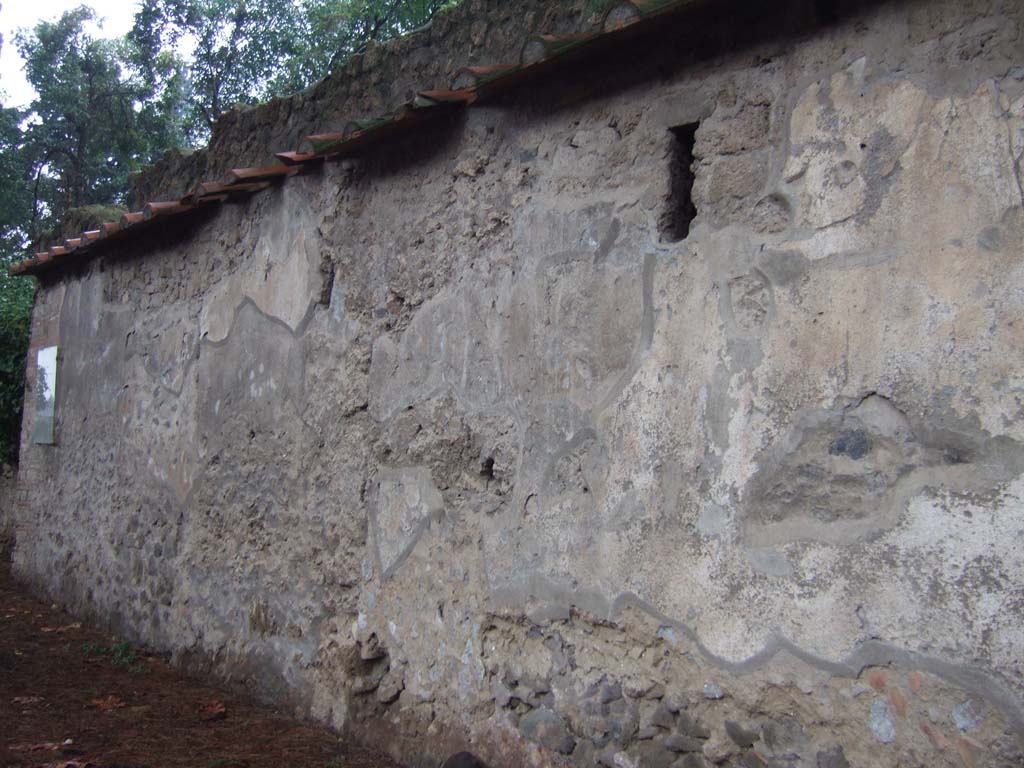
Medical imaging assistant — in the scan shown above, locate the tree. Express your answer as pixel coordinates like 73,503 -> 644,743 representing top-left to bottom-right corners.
296,0 -> 457,84
0,107 -> 33,257
16,7 -> 177,237
0,251 -> 34,465
0,10 -> 37,466
130,0 -> 306,143
130,0 -> 459,143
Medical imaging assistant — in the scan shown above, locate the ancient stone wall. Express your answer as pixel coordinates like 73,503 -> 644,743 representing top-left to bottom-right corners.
0,469 -> 15,559
12,0 -> 1024,766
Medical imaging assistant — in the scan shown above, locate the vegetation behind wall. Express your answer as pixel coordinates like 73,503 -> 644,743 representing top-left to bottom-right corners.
0,256 -> 32,466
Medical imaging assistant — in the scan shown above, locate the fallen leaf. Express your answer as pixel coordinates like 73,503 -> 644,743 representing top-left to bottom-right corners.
198,699 -> 227,721
40,623 -> 82,634
88,695 -> 126,711
9,741 -> 62,752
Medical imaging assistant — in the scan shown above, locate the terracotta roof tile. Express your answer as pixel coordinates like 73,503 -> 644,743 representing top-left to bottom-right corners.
144,201 -> 195,219
119,211 -> 145,229
601,0 -> 695,29
520,32 -> 599,66
225,164 -> 297,184
9,0 -> 701,277
301,132 -> 346,155
274,150 -> 320,165
451,64 -> 519,92
415,88 -> 476,105
185,180 -> 273,204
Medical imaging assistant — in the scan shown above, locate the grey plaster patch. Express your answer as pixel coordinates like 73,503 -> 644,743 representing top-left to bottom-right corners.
199,186 -> 322,343
370,466 -> 444,580
756,249 -> 808,285
953,700 -> 983,732
197,298 -> 307,438
745,547 -> 794,578
697,502 -> 729,537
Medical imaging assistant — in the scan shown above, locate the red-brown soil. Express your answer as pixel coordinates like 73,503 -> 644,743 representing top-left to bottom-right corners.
0,558 -> 401,768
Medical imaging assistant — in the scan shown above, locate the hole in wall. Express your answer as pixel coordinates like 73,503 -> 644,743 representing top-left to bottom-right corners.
318,261 -> 335,307
659,122 -> 699,242
480,456 -> 495,481
815,0 -> 840,25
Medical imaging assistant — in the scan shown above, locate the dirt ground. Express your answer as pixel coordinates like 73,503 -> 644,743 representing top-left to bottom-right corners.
0,557 -> 402,768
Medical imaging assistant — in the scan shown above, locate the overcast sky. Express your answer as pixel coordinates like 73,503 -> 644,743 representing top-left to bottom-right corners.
1,0 -> 138,108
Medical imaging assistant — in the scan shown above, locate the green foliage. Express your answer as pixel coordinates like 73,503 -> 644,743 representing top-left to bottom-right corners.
81,639 -> 143,670
130,0 -> 307,143
0,260 -> 34,467
110,640 -> 139,666
82,641 -> 106,656
131,0 -> 459,142
300,0 -> 459,80
0,101 -> 36,466
16,6 -> 177,232
0,106 -> 33,255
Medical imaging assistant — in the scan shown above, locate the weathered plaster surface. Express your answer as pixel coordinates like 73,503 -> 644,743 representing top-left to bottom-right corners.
13,1 -> 1024,766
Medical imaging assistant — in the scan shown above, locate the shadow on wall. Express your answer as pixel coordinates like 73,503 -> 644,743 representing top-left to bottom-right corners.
442,752 -> 488,768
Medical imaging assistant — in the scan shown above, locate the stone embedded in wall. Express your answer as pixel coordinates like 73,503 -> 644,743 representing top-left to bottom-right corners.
519,707 -> 577,754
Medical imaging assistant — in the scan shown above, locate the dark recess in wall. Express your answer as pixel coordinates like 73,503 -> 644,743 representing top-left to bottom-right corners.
815,0 -> 841,25
660,123 -> 699,242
